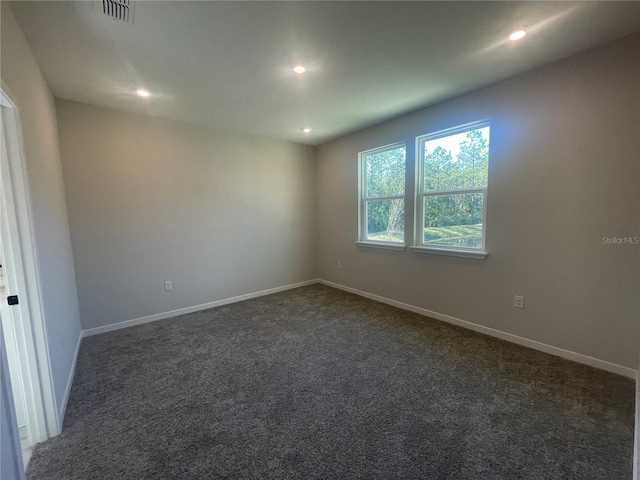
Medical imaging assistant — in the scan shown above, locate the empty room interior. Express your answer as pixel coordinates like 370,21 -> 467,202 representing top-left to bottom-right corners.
1,1 -> 639,479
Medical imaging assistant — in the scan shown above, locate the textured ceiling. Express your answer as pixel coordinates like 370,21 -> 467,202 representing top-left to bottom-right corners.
9,1 -> 640,145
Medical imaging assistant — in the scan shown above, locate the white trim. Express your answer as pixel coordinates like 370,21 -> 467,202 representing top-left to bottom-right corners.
410,246 -> 488,259
0,88 -> 60,443
634,370 -> 639,480
421,187 -> 486,197
363,195 -> 404,202
355,241 -> 406,251
58,332 -> 82,425
82,280 -> 319,338
317,279 -> 636,379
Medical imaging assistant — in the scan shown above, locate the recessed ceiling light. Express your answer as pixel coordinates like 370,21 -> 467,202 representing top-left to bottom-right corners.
293,64 -> 306,75
136,89 -> 150,97
509,30 -> 526,41
302,128 -> 311,133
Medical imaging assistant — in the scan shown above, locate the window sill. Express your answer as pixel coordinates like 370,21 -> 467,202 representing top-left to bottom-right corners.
410,246 -> 488,259
355,241 -> 407,251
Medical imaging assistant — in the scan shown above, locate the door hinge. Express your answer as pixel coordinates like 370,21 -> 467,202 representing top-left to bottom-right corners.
7,295 -> 19,305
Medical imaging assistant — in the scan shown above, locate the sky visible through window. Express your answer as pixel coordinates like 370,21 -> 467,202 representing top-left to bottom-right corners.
423,127 -> 490,161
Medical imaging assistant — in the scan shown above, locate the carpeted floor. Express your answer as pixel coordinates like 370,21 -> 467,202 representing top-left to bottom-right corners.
27,284 -> 634,479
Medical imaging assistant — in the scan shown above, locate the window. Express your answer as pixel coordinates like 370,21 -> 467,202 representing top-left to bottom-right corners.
356,121 -> 489,258
415,121 -> 490,254
358,143 -> 406,246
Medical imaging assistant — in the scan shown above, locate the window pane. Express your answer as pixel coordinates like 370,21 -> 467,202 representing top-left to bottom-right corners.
423,193 -> 484,248
366,199 -> 404,243
423,126 -> 489,192
366,146 -> 406,198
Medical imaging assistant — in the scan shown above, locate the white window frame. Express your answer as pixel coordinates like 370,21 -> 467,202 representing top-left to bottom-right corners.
411,120 -> 490,259
356,142 -> 407,251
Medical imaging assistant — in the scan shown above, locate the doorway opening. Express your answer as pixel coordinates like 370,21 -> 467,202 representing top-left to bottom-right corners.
0,88 -> 60,469
0,257 -> 30,455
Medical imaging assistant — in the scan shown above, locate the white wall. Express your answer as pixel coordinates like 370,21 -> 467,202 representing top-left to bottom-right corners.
0,5 -> 82,419
316,34 -> 640,370
55,100 -> 317,331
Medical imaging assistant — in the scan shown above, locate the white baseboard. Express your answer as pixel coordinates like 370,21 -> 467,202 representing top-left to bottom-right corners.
81,279 -> 320,338
67,277 -> 636,430
58,331 -> 82,425
634,370 -> 639,480
318,279 -> 637,379
80,277 -> 636,379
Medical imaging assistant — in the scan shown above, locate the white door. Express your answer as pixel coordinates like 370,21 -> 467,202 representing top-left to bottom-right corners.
0,236 -> 29,446
1,313 -> 26,480
0,89 -> 60,461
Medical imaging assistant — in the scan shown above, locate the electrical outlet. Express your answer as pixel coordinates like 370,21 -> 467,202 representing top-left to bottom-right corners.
514,295 -> 525,309
164,281 -> 173,292
337,261 -> 342,269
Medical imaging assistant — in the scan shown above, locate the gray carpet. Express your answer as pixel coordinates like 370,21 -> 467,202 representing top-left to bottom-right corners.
27,284 -> 634,479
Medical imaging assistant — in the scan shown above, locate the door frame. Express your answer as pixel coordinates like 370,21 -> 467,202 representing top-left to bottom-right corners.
1,87 -> 60,444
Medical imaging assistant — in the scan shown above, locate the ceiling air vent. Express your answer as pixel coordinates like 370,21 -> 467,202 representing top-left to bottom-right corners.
103,0 -> 135,23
